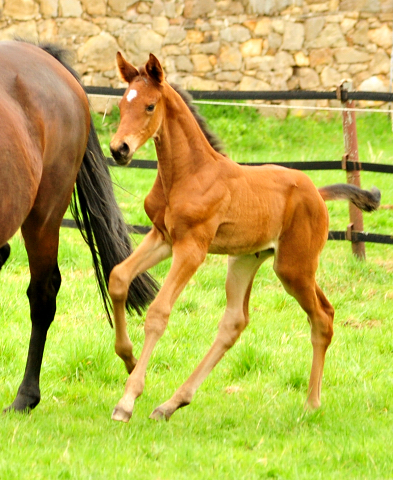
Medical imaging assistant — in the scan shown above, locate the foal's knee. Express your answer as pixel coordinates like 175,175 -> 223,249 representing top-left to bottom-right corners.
144,303 -> 171,338
109,265 -> 129,302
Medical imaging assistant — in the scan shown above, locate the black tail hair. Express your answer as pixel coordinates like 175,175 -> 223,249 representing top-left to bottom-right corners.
40,42 -> 159,324
318,184 -> 381,212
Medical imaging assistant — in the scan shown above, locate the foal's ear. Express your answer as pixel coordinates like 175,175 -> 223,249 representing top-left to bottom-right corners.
145,53 -> 164,85
116,52 -> 139,83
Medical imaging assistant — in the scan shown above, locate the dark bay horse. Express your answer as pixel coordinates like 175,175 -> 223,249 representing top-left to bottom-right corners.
109,53 -> 380,422
0,41 -> 158,413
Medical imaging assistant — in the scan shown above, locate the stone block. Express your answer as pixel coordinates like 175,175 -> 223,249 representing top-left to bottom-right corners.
59,0 -> 82,17
367,24 -> 392,48
238,76 -> 271,91
267,32 -> 282,50
305,16 -> 325,41
274,51 -> 295,68
108,0 -> 137,13
282,22 -> 304,51
38,19 -> 58,41
241,39 -> 263,57
175,55 -> 194,72
296,67 -> 320,89
245,55 -> 274,71
191,53 -> 213,72
0,20 -> 38,40
333,47 -> 370,63
369,49 -> 390,74
153,16 -> 169,36
40,0 -> 58,17
190,41 -> 220,55
150,0 -> 164,16
186,30 -> 204,44
351,19 -> 369,45
294,51 -> 309,66
358,75 -> 388,92
184,0 -> 216,19
340,18 -> 357,34
272,19 -> 285,34
309,47 -> 333,66
254,18 -> 271,36
4,0 -> 39,19
320,66 -> 342,87
217,1 -> 244,14
119,27 -> 163,64
306,22 -> 346,48
219,45 -> 242,70
59,19 -> 101,37
220,25 -> 251,43
80,0 -> 106,15
183,75 -> 219,90
77,33 -> 119,72
163,26 -> 187,45
215,71 -> 243,82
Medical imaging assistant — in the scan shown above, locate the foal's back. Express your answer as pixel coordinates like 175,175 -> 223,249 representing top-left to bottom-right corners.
208,158 -> 329,257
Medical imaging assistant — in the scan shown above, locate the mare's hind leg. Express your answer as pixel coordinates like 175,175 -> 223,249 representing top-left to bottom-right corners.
0,243 -> 11,270
150,252 -> 270,421
4,225 -> 61,412
274,247 -> 334,410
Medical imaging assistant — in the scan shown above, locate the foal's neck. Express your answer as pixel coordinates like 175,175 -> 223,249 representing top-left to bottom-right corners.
154,84 -> 218,188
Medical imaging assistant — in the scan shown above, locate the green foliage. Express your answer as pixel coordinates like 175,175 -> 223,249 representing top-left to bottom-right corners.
2,107 -> 393,479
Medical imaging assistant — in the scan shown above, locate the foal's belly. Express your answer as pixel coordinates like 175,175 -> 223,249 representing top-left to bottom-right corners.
208,220 -> 279,256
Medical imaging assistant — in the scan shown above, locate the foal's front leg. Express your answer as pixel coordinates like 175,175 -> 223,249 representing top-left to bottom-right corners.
109,228 -> 171,373
111,238 -> 207,422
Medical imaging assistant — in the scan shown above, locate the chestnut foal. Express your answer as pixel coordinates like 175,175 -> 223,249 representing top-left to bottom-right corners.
109,53 -> 380,422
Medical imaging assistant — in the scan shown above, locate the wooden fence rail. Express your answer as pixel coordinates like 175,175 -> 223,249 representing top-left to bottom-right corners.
61,86 -> 393,257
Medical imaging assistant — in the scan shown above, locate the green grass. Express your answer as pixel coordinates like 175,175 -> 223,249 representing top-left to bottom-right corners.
1,107 -> 393,479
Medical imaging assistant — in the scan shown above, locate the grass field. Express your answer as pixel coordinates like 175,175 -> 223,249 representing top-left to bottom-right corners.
1,105 -> 393,479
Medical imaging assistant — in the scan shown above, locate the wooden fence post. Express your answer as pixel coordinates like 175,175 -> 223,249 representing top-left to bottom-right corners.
338,80 -> 366,260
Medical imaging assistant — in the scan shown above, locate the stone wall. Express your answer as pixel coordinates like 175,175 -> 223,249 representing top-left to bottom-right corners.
1,0 -> 392,112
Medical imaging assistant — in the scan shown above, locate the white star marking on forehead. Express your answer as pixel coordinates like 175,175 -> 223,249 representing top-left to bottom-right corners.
126,89 -> 137,102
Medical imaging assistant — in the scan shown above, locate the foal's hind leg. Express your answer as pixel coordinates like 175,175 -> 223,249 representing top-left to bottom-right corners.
150,253 -> 268,421
4,224 -> 61,412
274,249 -> 334,410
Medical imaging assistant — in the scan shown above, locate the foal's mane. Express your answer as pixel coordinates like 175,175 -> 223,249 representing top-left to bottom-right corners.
139,67 -> 224,154
170,84 -> 225,154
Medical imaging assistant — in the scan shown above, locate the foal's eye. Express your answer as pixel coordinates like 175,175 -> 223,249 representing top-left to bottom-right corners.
146,104 -> 155,113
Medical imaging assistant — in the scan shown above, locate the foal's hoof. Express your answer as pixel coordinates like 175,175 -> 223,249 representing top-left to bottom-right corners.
111,406 -> 132,423
149,407 -> 170,422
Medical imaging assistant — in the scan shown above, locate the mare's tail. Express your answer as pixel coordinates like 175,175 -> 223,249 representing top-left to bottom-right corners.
70,124 -> 159,324
40,42 -> 159,325
318,184 -> 381,212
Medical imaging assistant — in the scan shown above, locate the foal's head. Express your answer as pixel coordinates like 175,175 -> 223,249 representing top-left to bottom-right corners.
110,53 -> 165,165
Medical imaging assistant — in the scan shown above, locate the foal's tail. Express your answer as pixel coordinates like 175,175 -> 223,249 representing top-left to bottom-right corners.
40,42 -> 159,325
318,184 -> 381,212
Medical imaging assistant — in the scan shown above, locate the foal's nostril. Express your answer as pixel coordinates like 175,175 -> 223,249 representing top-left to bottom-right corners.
110,142 -> 130,162
119,142 -> 130,157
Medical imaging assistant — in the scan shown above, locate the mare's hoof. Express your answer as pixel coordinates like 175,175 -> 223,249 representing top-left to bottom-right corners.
3,393 -> 39,414
149,407 -> 170,421
111,406 -> 132,423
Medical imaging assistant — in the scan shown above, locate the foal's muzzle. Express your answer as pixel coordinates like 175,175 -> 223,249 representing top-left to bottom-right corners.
110,142 -> 131,165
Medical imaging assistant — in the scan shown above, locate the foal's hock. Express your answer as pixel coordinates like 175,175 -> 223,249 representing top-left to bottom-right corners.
109,52 -> 380,423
